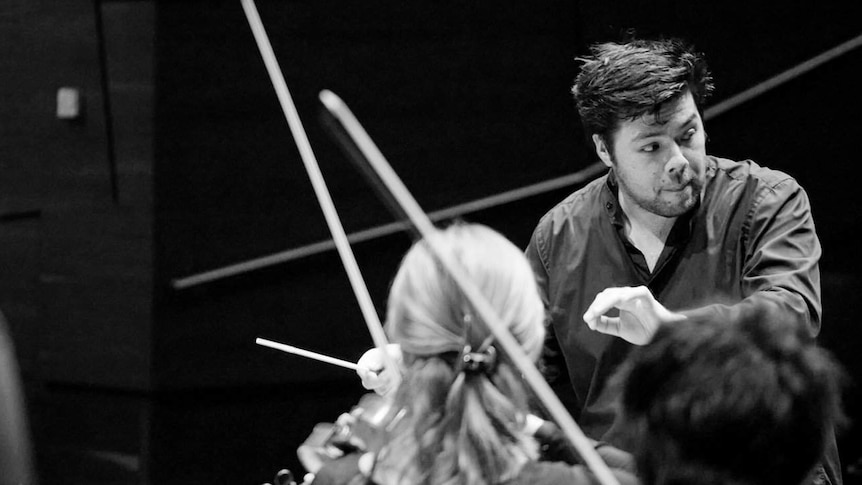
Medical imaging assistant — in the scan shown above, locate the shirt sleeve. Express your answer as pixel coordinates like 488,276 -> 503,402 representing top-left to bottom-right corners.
682,177 -> 822,337
525,225 -> 581,415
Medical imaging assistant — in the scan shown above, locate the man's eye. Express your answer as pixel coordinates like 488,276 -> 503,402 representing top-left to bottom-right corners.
681,127 -> 697,141
642,142 -> 659,153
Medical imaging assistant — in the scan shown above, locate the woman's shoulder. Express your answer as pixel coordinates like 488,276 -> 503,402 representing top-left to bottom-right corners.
511,461 -> 640,485
312,453 -> 368,485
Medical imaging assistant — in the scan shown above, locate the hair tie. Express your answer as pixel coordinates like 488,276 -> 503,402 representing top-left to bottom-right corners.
460,345 -> 497,375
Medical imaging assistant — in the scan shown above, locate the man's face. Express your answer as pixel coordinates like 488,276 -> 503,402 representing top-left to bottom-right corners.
594,91 -> 708,218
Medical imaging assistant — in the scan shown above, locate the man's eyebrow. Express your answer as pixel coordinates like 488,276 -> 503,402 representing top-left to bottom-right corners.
632,128 -> 664,142
632,113 -> 699,141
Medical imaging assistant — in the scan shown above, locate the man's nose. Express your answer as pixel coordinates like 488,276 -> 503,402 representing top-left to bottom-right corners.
665,145 -> 689,182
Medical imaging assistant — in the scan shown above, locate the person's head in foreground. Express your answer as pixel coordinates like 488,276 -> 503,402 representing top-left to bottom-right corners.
375,222 -> 546,484
618,302 -> 845,485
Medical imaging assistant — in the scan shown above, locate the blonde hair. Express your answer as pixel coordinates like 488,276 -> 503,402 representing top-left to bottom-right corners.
375,223 -> 546,485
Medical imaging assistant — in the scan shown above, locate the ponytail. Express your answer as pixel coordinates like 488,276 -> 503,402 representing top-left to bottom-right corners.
377,358 -> 537,485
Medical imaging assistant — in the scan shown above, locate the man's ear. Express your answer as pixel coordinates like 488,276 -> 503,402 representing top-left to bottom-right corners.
592,134 -> 613,168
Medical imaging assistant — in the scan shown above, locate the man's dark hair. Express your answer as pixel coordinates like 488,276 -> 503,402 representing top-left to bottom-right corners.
618,303 -> 845,485
572,37 -> 714,143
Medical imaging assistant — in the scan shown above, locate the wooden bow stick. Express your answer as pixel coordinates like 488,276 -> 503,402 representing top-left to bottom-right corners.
240,0 -> 397,377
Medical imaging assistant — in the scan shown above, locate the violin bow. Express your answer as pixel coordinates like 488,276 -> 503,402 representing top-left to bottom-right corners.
318,90 -> 620,485
239,0 -> 397,376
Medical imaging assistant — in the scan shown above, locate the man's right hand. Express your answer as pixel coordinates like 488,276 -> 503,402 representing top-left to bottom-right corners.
583,286 -> 685,345
356,343 -> 403,398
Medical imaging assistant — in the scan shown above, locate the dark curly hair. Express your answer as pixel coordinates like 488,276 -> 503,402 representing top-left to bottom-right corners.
617,301 -> 846,485
572,37 -> 714,144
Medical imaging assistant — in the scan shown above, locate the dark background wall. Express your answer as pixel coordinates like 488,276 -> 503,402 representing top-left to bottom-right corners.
1,0 -> 860,483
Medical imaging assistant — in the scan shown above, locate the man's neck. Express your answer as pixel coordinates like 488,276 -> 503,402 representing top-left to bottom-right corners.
618,193 -> 676,271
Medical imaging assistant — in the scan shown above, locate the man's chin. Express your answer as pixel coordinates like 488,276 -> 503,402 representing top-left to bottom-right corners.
657,193 -> 697,217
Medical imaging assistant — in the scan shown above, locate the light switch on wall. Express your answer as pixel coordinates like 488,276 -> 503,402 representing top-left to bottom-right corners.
56,87 -> 81,120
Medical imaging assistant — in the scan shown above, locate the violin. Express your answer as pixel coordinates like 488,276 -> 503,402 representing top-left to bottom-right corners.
258,394 -> 393,485
301,393 -> 391,458
291,393 -> 396,484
